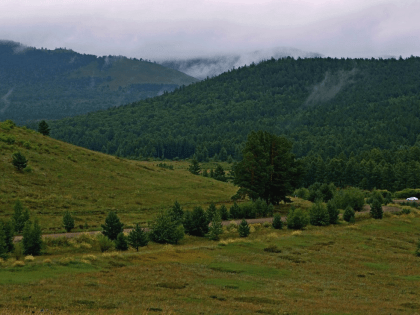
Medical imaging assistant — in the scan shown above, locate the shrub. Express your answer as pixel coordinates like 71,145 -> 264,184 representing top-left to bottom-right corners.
12,261 -> 25,268
0,223 -> 7,259
127,223 -> 148,251
168,201 -> 184,224
309,202 -> 330,226
62,211 -> 75,232
370,198 -> 383,219
38,120 -> 50,136
101,211 -> 124,241
115,233 -> 128,251
97,234 -> 114,252
149,211 -> 184,244
394,188 -> 420,199
415,239 -> 420,257
294,187 -> 309,200
24,255 -> 35,262
286,208 -> 309,230
238,219 -> 250,237
13,242 -> 23,260
272,213 -> 283,230
12,151 -> 28,171
343,206 -> 355,223
333,187 -> 365,212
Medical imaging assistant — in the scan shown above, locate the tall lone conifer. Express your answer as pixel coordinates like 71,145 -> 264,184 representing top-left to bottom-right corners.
102,211 -> 124,241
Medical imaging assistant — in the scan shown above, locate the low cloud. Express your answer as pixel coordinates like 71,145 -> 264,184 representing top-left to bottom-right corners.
304,69 -> 358,107
0,88 -> 14,114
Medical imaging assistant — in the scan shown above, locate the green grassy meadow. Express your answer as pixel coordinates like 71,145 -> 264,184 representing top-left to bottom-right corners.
0,121 -> 237,232
0,212 -> 419,314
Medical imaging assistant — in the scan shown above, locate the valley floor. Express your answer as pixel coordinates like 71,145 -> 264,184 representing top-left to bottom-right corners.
1,212 -> 420,314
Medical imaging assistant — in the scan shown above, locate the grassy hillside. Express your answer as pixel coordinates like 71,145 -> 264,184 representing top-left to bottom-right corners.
0,211 -> 419,314
0,40 -> 198,123
0,120 -> 237,232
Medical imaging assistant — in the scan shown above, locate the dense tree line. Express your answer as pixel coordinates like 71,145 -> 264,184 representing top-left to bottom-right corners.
47,56 -> 420,171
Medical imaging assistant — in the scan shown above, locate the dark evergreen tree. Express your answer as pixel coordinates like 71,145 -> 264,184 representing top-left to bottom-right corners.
207,202 -> 217,222
168,201 -> 184,224
12,151 -> 28,171
202,169 -> 209,177
188,158 -> 201,175
309,202 -> 330,226
0,221 -> 7,259
238,219 -> 250,237
272,213 -> 283,229
115,232 -> 129,251
343,206 -> 355,223
229,202 -> 242,219
327,200 -> 339,224
370,198 -> 383,219
127,223 -> 148,251
3,220 -> 15,253
219,147 -> 228,161
219,204 -> 229,220
12,199 -> 30,233
213,164 -> 227,182
62,211 -> 75,232
234,131 -> 303,205
207,212 -> 223,241
101,211 -> 124,241
38,120 -> 50,136
184,206 -> 209,237
22,220 -> 43,256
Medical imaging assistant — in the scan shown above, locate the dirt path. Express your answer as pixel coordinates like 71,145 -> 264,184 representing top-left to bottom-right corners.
13,204 -> 403,242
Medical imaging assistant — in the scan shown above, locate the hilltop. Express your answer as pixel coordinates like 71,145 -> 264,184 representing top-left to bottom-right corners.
0,120 -> 237,232
0,40 -> 198,123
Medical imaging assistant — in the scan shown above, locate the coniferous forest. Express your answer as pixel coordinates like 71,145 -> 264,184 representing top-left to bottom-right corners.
47,56 -> 420,191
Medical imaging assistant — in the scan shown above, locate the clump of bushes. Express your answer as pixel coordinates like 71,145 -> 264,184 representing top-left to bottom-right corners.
286,208 -> 309,230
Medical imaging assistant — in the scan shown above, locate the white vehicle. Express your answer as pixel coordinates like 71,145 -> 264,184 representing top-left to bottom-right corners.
406,197 -> 418,201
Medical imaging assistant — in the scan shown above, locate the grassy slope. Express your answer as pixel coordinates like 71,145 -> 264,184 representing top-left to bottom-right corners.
70,58 -> 198,90
0,212 -> 419,314
0,121 -> 237,231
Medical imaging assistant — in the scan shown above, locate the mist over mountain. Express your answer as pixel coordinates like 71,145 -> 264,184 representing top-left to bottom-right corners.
159,47 -> 322,79
0,40 -> 198,123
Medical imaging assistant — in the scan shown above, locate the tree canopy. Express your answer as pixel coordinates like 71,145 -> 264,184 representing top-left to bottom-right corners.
233,131 -> 303,204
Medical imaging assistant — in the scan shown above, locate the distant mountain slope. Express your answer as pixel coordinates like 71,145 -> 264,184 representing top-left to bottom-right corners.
0,120 -> 236,231
159,47 -> 322,79
0,40 -> 198,123
49,56 -> 420,165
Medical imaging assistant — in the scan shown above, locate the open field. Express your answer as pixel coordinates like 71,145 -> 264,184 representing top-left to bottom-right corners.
1,212 -> 419,314
0,121 -> 238,232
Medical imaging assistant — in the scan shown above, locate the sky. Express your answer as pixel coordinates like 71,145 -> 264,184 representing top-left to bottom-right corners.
1,0 -> 419,61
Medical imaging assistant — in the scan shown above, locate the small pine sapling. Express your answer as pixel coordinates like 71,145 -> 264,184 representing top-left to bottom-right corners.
102,211 -> 124,241
22,220 -> 43,256
62,211 -> 75,232
12,151 -> 28,171
115,232 -> 128,251
272,213 -> 283,229
207,212 -> 223,241
219,205 -> 229,220
343,206 -> 355,223
327,200 -> 339,224
238,219 -> 250,237
370,198 -> 383,219
128,223 -> 148,251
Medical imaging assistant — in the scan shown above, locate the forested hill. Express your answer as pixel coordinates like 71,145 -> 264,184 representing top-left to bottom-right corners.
49,56 -> 420,189
0,40 -> 198,123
